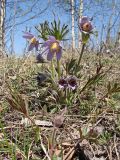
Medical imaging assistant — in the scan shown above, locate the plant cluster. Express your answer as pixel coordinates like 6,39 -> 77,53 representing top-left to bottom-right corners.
3,16 -> 120,160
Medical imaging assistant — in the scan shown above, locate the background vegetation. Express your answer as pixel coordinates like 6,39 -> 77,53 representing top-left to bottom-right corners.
0,0 -> 120,160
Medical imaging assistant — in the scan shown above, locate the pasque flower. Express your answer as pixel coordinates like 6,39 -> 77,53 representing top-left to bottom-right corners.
58,78 -> 68,89
36,54 -> 46,63
58,76 -> 77,90
42,36 -> 62,61
23,32 -> 39,51
67,76 -> 77,90
79,16 -> 93,34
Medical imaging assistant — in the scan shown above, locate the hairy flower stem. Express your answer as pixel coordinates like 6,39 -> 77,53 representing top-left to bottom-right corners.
74,43 -> 85,75
65,88 -> 68,104
52,127 -> 56,146
65,88 -> 71,105
51,60 -> 55,79
77,43 -> 85,66
57,60 -> 61,79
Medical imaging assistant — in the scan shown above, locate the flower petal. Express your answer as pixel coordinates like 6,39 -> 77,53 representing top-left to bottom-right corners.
42,40 -> 52,47
56,47 -> 62,60
23,32 -> 34,39
58,78 -> 68,89
88,22 -> 93,30
28,43 -> 35,51
49,36 -> 56,42
23,32 -> 34,36
35,42 -> 39,51
68,76 -> 77,90
79,16 -> 89,25
68,85 -> 76,90
41,47 -> 49,55
47,50 -> 53,61
42,36 -> 56,47
23,35 -> 34,39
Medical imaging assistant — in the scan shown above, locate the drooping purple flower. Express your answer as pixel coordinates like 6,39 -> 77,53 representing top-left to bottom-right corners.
79,16 -> 93,34
67,76 -> 77,90
52,107 -> 67,128
58,78 -> 68,89
23,32 -> 39,51
42,36 -> 62,61
36,54 -> 46,63
36,72 -> 48,85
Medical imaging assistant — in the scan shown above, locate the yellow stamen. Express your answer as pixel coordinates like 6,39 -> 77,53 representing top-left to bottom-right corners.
50,42 -> 60,53
30,37 -> 37,44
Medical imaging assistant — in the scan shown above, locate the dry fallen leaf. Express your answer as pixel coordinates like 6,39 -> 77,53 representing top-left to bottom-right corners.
52,107 -> 67,128
21,118 -> 53,127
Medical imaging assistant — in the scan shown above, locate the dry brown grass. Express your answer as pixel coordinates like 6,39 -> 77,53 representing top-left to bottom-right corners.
0,52 -> 120,160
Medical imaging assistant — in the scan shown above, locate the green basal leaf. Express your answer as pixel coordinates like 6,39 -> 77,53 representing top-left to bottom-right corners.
34,126 -> 41,142
35,21 -> 49,40
67,58 -> 76,72
48,19 -> 69,40
35,20 -> 69,41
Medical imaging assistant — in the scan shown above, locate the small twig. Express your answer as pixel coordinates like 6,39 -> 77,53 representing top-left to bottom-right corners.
63,146 -> 75,160
114,134 -> 119,160
39,134 -> 51,160
28,140 -> 34,160
63,140 -> 80,160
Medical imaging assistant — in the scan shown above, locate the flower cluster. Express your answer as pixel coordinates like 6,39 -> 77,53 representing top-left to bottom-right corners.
23,16 -> 94,61
58,76 -> 77,90
23,33 -> 62,61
